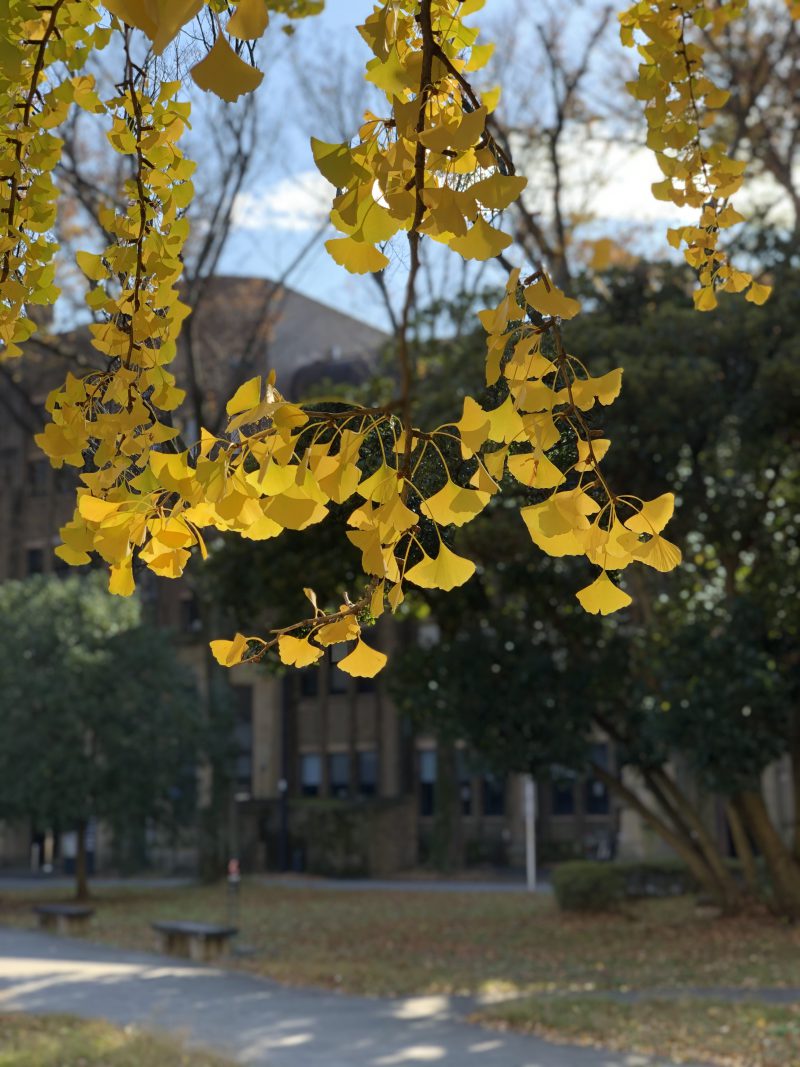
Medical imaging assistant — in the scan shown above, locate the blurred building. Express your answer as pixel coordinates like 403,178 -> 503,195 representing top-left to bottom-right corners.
0,276 -> 618,876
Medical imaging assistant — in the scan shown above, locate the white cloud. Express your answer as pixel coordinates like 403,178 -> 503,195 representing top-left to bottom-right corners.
233,171 -> 330,232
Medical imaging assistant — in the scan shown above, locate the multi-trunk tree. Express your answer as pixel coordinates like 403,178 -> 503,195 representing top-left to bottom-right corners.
393,262 -> 800,915
0,0 -> 787,678
0,575 -> 201,899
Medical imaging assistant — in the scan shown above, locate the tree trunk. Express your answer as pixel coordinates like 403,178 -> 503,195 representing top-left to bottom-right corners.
737,789 -> 800,919
726,799 -> 760,898
649,769 -> 741,911
75,819 -> 89,902
592,764 -> 735,910
790,708 -> 800,863
433,739 -> 462,872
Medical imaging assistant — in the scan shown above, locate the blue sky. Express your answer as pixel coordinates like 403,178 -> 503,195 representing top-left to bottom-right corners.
214,1 -> 518,330
209,1 -> 720,332
216,1 -> 393,328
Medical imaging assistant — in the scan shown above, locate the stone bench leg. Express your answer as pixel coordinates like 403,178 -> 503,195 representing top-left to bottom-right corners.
58,915 -> 90,936
189,936 -> 229,963
157,931 -> 191,958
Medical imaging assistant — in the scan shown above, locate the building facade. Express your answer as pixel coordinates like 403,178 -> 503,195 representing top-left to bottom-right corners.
0,277 -> 618,875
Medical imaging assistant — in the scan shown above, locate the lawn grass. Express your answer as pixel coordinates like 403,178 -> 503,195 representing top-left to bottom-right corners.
0,1013 -> 234,1066
1,880 -> 799,998
474,996 -> 800,1067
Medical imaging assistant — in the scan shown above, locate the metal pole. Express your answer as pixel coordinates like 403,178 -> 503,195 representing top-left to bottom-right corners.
279,675 -> 290,871
524,775 -> 537,891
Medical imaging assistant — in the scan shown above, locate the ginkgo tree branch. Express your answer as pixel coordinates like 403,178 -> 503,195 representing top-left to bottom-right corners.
4,0 -> 784,676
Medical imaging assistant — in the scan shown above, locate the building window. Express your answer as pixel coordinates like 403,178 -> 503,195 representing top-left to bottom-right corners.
551,767 -> 576,815
328,752 -> 350,798
329,645 -> 349,694
27,459 -> 49,497
300,753 -> 321,797
457,750 -> 472,816
233,686 -> 253,794
358,750 -> 378,797
180,593 -> 202,633
585,743 -> 610,815
419,748 -> 436,817
54,466 -> 75,496
26,546 -> 44,575
300,667 -> 319,698
482,773 -> 506,816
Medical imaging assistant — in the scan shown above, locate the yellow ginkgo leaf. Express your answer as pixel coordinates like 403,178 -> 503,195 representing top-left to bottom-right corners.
228,0 -> 268,39
104,0 -> 157,38
507,449 -> 565,489
575,438 -> 611,471
423,481 -> 489,527
693,286 -> 718,312
470,173 -> 528,210
455,395 -> 490,456
524,279 -> 581,319
337,638 -> 387,678
55,544 -> 91,566
576,572 -> 632,615
315,615 -> 361,646
405,543 -> 475,591
277,634 -> 324,668
633,534 -> 682,572
449,217 -> 512,261
210,633 -> 249,667
365,46 -> 411,97
624,493 -> 675,535
325,237 -> 389,274
370,582 -> 386,620
570,369 -> 623,410
78,495 -> 122,523
521,504 -> 585,558
484,395 -> 524,444
191,35 -> 264,102
311,138 -> 363,187
745,282 -> 772,305
108,557 -> 135,597
148,0 -> 203,54
226,376 -> 261,415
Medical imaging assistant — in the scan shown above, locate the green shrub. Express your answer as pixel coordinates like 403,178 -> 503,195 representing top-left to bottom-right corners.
552,861 -> 624,912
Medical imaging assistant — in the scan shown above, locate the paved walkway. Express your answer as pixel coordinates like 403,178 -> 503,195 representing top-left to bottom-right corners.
0,874 -> 193,891
256,875 -> 551,894
0,928 -> 705,1067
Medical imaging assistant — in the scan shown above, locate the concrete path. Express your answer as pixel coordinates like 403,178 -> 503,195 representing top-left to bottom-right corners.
256,875 -> 551,894
0,874 -> 193,891
0,928 -> 705,1067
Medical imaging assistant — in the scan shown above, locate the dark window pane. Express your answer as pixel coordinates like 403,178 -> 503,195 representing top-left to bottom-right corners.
234,687 -> 253,793
358,750 -> 378,797
585,743 -> 610,815
551,779 -> 575,816
482,774 -> 506,816
300,753 -> 321,797
26,547 -> 44,575
329,645 -> 348,694
180,594 -> 202,633
27,459 -> 49,497
457,750 -> 472,816
300,667 -> 319,698
328,752 -> 350,798
419,749 -> 436,817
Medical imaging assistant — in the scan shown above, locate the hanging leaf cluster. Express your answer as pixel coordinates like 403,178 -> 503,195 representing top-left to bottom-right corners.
619,0 -> 773,310
0,0 -> 786,675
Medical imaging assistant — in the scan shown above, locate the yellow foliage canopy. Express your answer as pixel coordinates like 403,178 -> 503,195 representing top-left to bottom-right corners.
1,0 -> 781,673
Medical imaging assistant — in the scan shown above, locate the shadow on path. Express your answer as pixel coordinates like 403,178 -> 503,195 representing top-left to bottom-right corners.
0,927 -> 709,1067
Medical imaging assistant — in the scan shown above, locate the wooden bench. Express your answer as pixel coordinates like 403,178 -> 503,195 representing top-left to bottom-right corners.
151,920 -> 238,962
34,903 -> 94,935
